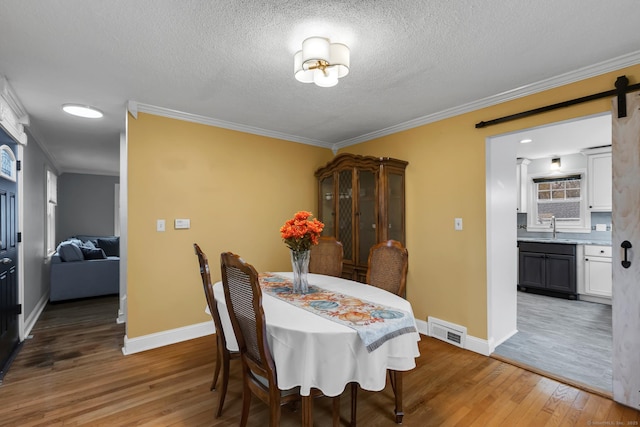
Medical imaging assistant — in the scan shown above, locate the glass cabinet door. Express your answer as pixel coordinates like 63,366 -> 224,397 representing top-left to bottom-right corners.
358,170 -> 377,265
319,175 -> 335,237
387,172 -> 404,242
338,169 -> 353,262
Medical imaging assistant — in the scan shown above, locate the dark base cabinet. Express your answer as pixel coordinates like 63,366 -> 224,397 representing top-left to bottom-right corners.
518,241 -> 577,299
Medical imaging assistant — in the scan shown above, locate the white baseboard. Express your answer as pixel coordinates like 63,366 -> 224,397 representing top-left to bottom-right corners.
415,318 -> 429,336
23,292 -> 49,339
121,317 -> 493,357
122,321 -> 215,355
416,318 -> 491,356
465,335 -> 491,356
492,328 -> 518,350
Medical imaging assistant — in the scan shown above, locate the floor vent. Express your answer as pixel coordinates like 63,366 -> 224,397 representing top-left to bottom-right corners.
428,317 -> 467,348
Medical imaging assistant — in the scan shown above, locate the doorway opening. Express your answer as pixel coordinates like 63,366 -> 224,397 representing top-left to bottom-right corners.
486,112 -> 613,395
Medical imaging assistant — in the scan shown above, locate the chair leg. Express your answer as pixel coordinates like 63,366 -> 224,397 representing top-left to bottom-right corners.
350,382 -> 358,426
240,379 -> 251,427
215,348 -> 231,418
211,335 -> 223,391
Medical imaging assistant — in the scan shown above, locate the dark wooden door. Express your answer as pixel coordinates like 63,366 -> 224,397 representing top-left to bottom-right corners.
0,142 -> 19,379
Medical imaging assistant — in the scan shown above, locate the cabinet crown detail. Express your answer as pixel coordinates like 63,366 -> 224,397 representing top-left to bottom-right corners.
315,153 -> 408,178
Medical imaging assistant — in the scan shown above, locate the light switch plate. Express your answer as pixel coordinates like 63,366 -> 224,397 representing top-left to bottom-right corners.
156,219 -> 165,232
454,218 -> 463,231
174,218 -> 190,229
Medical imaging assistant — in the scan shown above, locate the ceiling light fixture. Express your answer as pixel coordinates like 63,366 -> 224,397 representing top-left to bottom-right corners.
294,37 -> 349,88
551,157 -> 561,170
62,104 -> 104,119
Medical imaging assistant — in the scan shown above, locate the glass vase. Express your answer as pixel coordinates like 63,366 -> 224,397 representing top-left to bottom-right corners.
290,249 -> 310,294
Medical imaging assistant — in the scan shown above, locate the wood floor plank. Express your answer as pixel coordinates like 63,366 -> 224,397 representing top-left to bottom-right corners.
0,296 -> 637,426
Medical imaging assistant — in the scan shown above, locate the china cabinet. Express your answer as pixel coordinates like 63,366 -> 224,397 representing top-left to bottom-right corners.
315,153 -> 408,282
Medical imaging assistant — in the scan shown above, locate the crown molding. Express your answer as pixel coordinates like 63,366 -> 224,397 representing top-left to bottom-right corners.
128,50 -> 640,152
333,50 -> 640,149
0,76 -> 29,126
128,101 -> 333,149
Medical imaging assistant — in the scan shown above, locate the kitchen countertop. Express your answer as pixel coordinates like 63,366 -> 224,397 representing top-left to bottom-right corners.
518,237 -> 612,246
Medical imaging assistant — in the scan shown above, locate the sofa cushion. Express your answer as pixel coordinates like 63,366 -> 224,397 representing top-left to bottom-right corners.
56,241 -> 84,262
97,237 -> 119,257
80,247 -> 107,260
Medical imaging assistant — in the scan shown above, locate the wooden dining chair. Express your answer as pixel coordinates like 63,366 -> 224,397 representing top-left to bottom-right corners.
193,243 -> 240,418
366,240 -> 409,297
309,236 -> 344,277
220,252 -> 347,427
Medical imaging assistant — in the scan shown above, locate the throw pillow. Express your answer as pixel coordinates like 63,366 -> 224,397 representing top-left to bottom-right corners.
56,241 -> 84,262
97,237 -> 119,257
80,247 -> 107,260
82,240 -> 96,250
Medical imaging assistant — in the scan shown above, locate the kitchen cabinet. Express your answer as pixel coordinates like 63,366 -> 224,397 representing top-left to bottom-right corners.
516,158 -> 530,213
586,147 -> 612,211
518,241 -> 577,298
315,153 -> 408,282
584,245 -> 612,298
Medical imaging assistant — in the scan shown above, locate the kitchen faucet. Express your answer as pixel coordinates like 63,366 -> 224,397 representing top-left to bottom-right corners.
550,215 -> 557,239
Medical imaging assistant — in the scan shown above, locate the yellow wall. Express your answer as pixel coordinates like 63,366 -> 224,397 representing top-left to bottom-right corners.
127,65 -> 640,342
342,65 -> 640,339
127,113 -> 333,337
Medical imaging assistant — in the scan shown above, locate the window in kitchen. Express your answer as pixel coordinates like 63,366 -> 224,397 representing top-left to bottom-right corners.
528,173 -> 590,232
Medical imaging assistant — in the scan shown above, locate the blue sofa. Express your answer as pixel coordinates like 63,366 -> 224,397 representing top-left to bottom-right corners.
49,235 -> 120,302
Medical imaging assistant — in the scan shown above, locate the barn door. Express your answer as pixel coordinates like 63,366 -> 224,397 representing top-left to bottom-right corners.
612,91 -> 640,408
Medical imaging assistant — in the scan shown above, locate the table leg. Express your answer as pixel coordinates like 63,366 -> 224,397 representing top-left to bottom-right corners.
302,395 -> 313,427
390,370 -> 404,423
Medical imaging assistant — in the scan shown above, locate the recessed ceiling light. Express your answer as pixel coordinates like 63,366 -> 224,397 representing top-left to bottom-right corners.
62,104 -> 103,119
519,138 -> 532,144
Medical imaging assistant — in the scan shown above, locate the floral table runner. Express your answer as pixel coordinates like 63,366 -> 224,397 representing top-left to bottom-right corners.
259,273 -> 417,352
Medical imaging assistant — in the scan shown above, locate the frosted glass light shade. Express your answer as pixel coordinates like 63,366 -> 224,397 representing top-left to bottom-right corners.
301,37 -> 330,64
62,104 -> 103,118
294,51 -> 314,83
314,67 -> 338,88
293,36 -> 350,87
330,43 -> 350,78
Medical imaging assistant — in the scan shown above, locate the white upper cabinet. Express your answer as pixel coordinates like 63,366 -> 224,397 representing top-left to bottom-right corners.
586,147 -> 612,212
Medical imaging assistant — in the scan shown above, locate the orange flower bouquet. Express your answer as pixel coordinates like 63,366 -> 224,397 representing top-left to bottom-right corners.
280,211 -> 324,252
280,211 -> 324,294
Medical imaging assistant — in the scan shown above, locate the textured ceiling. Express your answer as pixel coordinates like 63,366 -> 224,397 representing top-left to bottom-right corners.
1,1 -> 639,175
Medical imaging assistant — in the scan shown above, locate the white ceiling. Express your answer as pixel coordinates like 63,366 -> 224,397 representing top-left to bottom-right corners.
1,1 -> 639,175
510,113 -> 612,159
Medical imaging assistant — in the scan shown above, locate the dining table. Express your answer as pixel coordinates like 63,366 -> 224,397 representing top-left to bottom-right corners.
211,272 -> 421,425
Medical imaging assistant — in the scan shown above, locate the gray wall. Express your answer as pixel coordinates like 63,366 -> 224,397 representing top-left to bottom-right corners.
22,131 -> 56,319
57,173 -> 119,242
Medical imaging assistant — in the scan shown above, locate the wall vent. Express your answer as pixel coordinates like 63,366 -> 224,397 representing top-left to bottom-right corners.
428,316 -> 467,348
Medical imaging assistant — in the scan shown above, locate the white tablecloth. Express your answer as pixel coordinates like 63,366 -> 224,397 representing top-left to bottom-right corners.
212,272 -> 421,397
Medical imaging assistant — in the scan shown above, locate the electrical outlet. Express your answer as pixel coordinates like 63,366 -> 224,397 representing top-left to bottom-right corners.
454,218 -> 463,231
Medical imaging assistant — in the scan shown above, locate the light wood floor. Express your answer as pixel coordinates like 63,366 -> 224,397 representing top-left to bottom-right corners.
0,296 -> 638,426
